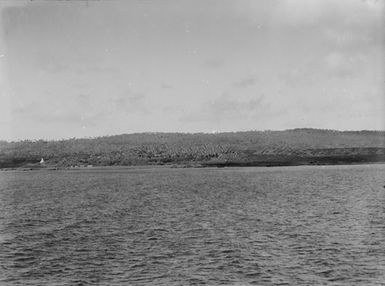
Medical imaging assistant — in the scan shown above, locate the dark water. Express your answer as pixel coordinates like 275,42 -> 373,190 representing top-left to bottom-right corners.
0,165 -> 384,285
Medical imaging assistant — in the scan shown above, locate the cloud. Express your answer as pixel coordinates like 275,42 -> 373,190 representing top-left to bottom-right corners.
13,101 -> 82,124
33,51 -> 121,75
278,67 -> 313,87
83,66 -> 121,75
233,77 -> 257,88
112,90 -> 147,114
279,49 -> 369,86
272,0 -> 384,55
204,58 -> 225,69
161,83 -> 173,89
0,1 -> 28,11
274,0 -> 384,26
12,92 -> 105,127
182,92 -> 266,122
12,88 -> 148,127
324,52 -> 361,78
229,0 -> 278,26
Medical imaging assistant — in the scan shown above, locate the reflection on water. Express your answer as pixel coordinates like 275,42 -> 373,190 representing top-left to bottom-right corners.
0,165 -> 384,285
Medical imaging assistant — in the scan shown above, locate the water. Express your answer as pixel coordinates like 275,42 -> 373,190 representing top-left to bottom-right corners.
0,165 -> 384,285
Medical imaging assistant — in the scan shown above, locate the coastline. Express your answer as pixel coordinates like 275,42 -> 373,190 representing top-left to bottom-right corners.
2,159 -> 385,172
1,130 -> 384,171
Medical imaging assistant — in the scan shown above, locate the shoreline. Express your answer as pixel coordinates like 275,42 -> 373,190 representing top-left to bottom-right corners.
2,130 -> 384,172
2,160 -> 385,172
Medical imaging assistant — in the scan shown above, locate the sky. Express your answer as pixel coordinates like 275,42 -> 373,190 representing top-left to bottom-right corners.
0,0 -> 384,140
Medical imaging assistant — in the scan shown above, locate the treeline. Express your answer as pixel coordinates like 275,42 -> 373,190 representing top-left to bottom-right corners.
1,129 -> 385,168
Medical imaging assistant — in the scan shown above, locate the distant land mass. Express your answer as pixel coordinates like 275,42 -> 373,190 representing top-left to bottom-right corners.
1,129 -> 385,169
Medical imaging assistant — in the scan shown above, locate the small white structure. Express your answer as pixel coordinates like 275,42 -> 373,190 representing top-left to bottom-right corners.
40,158 -> 45,164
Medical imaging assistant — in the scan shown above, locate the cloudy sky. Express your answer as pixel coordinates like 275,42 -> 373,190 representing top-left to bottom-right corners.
0,0 -> 384,140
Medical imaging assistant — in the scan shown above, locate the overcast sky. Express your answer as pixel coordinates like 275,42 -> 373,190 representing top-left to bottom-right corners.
0,0 -> 384,140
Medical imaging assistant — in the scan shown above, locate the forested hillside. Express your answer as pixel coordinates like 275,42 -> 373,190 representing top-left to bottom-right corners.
1,129 -> 385,168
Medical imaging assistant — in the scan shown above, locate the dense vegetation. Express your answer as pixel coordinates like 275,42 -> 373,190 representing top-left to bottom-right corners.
1,129 -> 385,169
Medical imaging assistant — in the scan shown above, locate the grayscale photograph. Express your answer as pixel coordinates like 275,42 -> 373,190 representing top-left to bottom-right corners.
0,0 -> 384,285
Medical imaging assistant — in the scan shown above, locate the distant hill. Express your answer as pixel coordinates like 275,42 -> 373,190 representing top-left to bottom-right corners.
1,129 -> 385,168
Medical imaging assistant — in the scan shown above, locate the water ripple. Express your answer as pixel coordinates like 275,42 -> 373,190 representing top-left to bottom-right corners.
0,165 -> 385,285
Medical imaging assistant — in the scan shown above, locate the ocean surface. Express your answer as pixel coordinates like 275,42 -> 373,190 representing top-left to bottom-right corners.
0,165 -> 384,285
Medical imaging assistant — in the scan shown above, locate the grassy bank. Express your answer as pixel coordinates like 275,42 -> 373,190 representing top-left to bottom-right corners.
1,129 -> 384,169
